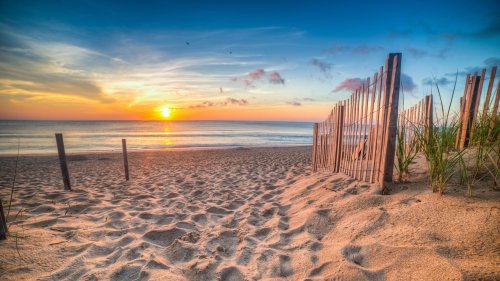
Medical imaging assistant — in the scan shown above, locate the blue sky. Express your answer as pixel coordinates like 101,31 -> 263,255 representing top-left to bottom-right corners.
0,0 -> 499,120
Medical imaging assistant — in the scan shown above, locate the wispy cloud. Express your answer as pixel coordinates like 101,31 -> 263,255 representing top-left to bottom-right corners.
445,57 -> 500,77
422,77 -> 454,86
240,68 -> 286,87
325,43 -> 384,55
310,58 -> 333,80
287,101 -> 301,106
188,98 -> 248,108
332,78 -> 363,93
406,47 -> 448,59
268,71 -> 285,84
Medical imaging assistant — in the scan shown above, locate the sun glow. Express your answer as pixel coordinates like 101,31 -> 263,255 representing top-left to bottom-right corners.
160,107 -> 171,119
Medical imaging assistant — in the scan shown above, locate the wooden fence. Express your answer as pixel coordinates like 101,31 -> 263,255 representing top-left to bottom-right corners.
312,53 -> 402,186
456,66 -> 499,149
398,95 -> 433,155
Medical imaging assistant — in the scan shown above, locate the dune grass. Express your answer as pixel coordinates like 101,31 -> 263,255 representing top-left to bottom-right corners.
416,75 -> 467,195
395,118 -> 418,182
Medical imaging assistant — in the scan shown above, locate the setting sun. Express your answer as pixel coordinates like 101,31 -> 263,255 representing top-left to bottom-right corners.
161,107 -> 171,119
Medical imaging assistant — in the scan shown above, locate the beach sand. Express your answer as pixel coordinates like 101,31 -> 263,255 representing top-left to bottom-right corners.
0,146 -> 498,280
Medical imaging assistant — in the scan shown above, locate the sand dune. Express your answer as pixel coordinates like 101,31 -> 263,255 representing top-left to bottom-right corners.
0,147 -> 498,280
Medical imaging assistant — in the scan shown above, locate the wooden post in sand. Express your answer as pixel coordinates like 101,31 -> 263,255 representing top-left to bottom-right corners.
122,139 -> 130,181
0,199 -> 7,240
55,133 -> 71,191
459,73 -> 481,148
379,53 -> 401,190
425,95 -> 433,143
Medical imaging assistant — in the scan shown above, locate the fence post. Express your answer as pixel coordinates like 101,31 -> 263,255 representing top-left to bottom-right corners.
379,53 -> 401,191
489,78 -> 500,137
470,69 -> 486,140
0,199 -> 7,240
122,139 -> 130,181
481,66 -> 496,122
55,133 -> 71,191
425,95 -> 433,143
460,74 -> 481,148
456,74 -> 470,148
313,123 -> 319,172
335,105 -> 345,172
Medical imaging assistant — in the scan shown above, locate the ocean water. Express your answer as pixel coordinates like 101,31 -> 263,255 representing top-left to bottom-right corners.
0,120 -> 313,155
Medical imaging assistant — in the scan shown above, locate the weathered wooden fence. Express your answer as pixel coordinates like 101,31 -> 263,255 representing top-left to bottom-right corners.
398,95 -> 433,155
456,66 -> 499,148
312,53 -> 402,186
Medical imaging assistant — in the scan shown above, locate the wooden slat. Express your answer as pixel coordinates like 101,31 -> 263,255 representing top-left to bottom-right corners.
348,92 -> 357,176
335,105 -> 345,173
456,74 -> 470,148
489,78 -> 500,137
425,95 -> 433,144
461,74 -> 482,148
355,83 -> 365,179
364,72 -> 378,181
312,123 -> 318,171
370,66 -> 384,183
482,66 -> 497,122
359,78 -> 370,180
470,69 -> 486,141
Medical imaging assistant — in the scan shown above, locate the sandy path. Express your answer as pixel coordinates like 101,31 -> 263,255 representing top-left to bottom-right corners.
0,147 -> 311,280
0,147 -> 499,280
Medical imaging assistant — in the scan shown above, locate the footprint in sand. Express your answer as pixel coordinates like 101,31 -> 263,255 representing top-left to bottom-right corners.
143,227 -> 186,247
220,266 -> 245,281
207,230 -> 240,258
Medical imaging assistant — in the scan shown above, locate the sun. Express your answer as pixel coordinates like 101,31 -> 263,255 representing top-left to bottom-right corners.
161,107 -> 171,119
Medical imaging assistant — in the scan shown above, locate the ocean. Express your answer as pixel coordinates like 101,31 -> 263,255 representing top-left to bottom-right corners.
0,120 -> 313,155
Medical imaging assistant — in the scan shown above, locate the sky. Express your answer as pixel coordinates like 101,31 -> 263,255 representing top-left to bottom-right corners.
0,0 -> 499,121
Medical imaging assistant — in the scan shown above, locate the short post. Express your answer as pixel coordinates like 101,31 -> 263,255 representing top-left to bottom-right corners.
55,133 -> 71,191
0,199 -> 7,240
122,139 -> 130,181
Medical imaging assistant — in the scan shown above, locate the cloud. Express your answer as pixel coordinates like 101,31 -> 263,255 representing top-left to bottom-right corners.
423,77 -> 454,86
401,73 -> 417,92
406,47 -> 448,59
325,43 -> 384,55
310,58 -> 332,73
445,57 -> 500,77
332,78 -> 363,93
287,101 -> 301,106
484,57 -> 500,67
188,98 -> 248,108
389,14 -> 499,42
0,28 -> 113,103
226,97 -> 248,106
268,71 -> 285,84
302,97 -> 315,101
242,68 -> 285,87
248,68 -> 266,80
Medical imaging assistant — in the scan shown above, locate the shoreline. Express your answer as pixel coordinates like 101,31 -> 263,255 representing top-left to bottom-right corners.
0,144 -> 312,158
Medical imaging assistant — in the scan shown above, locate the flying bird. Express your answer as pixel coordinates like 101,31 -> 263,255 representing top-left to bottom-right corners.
219,87 -> 224,93
186,42 -> 190,46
